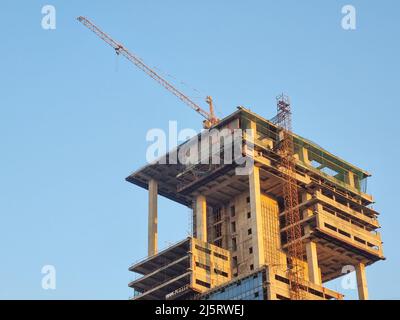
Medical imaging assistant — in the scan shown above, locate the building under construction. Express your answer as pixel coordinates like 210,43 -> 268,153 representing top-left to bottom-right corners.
127,102 -> 384,300
76,16 -> 384,301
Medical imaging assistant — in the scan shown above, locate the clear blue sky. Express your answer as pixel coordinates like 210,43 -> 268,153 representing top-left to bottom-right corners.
0,0 -> 399,299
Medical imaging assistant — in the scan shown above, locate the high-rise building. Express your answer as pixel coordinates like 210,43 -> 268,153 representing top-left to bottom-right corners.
127,107 -> 384,300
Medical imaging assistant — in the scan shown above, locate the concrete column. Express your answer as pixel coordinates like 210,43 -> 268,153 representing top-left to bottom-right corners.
249,165 -> 265,268
302,191 -> 321,285
247,120 -> 265,268
313,191 -> 324,215
318,267 -> 322,285
302,192 -> 313,235
302,147 -> 311,165
265,268 -> 277,300
195,195 -> 207,242
306,241 -> 321,285
148,179 -> 158,256
348,171 -> 357,189
355,262 -> 369,300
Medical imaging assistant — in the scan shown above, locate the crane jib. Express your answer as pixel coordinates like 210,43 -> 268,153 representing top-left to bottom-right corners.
77,16 -> 218,126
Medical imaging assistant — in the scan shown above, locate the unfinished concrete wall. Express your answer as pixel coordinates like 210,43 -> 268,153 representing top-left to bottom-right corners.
206,190 -> 291,279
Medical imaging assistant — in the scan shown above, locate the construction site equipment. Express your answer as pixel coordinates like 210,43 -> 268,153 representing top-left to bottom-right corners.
273,94 -> 306,300
77,16 -> 219,128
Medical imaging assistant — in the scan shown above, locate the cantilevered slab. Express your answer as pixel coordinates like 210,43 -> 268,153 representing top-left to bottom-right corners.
129,237 -> 189,274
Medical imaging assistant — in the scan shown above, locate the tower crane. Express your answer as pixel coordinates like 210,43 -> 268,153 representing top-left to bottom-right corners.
77,16 -> 219,128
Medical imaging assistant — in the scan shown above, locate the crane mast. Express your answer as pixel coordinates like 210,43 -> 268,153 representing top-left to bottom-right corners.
77,16 -> 219,128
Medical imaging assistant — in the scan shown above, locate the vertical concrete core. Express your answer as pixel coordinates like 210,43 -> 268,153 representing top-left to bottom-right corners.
148,179 -> 158,256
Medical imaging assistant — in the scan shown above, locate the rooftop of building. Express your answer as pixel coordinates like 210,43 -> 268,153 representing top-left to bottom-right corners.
126,107 -> 372,206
